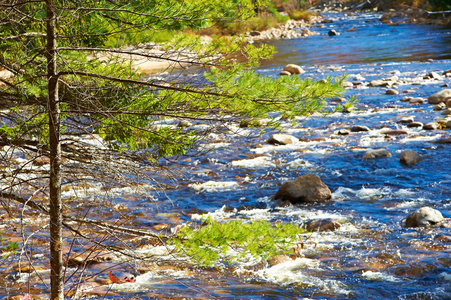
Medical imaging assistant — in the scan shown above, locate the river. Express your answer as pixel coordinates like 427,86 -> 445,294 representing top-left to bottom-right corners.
5,12 -> 451,300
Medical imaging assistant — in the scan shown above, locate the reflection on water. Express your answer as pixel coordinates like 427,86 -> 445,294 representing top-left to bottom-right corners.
259,13 -> 451,68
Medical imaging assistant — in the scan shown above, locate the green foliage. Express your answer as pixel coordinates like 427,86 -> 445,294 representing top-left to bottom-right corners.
429,0 -> 451,10
171,217 -> 305,266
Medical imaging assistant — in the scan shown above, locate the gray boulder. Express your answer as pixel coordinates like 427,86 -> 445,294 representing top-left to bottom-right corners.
274,174 -> 332,204
400,150 -> 423,166
283,64 -> 305,75
428,89 -> 451,104
405,207 -> 444,227
363,148 -> 392,159
267,133 -> 298,145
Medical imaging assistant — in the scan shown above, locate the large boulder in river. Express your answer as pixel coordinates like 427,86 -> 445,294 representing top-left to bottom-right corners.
282,64 -> 305,75
428,89 -> 451,104
405,207 -> 444,228
400,150 -> 423,166
274,174 -> 332,204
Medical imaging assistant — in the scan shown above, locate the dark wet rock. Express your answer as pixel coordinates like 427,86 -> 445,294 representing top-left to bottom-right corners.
437,137 -> 451,144
283,64 -> 305,75
447,98 -> 451,108
381,129 -> 408,135
407,121 -> 423,128
405,207 -> 444,228
267,133 -> 298,145
279,70 -> 291,76
434,103 -> 446,111
446,120 -> 451,129
177,119 -> 192,128
444,69 -> 451,76
351,125 -> 370,132
423,122 -> 441,130
337,129 -> 350,135
305,218 -> 341,232
328,29 -> 340,36
274,174 -> 332,204
363,148 -> 392,159
441,108 -> 451,115
386,89 -> 399,95
409,97 -> 425,104
435,235 -> 451,243
321,19 -> 333,23
428,89 -> 451,104
347,27 -> 358,32
398,116 -> 414,124
400,150 -> 424,166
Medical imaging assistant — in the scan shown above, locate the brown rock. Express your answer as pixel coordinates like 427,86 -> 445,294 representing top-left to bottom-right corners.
381,129 -> 408,135
305,218 -> 341,232
351,125 -> 370,132
434,235 -> 451,243
441,108 -> 451,115
274,174 -> 332,204
279,70 -> 291,76
428,89 -> 451,104
400,150 -> 423,166
409,97 -> 425,104
398,116 -> 414,124
268,255 -> 294,266
406,122 -> 423,128
386,89 -> 399,95
423,122 -> 441,130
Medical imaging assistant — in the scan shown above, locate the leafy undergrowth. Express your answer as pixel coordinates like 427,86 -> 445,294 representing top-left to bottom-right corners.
171,217 -> 306,266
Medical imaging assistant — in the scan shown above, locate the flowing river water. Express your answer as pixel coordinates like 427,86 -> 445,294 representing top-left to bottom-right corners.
3,12 -> 451,300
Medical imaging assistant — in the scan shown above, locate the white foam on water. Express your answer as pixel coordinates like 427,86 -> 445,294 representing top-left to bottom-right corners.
250,258 -> 349,294
333,186 -> 415,202
361,270 -> 401,282
191,205 -> 236,221
110,269 -> 193,292
188,180 -> 239,192
438,272 -> 451,281
231,156 -> 275,168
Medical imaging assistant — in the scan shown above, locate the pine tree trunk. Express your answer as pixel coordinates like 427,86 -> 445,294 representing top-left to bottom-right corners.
46,0 -> 64,299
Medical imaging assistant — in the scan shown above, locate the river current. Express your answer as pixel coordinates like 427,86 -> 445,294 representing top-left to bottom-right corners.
112,12 -> 451,300
4,12 -> 451,300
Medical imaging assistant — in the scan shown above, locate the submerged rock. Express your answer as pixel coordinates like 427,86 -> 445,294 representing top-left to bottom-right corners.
400,150 -> 423,166
363,148 -> 392,159
405,207 -> 444,228
267,133 -> 298,145
407,121 -> 423,128
305,218 -> 341,232
428,89 -> 451,104
274,174 -> 332,204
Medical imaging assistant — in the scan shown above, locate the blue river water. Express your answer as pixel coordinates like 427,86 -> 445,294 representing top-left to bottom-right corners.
104,12 -> 451,300
10,12 -> 448,300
